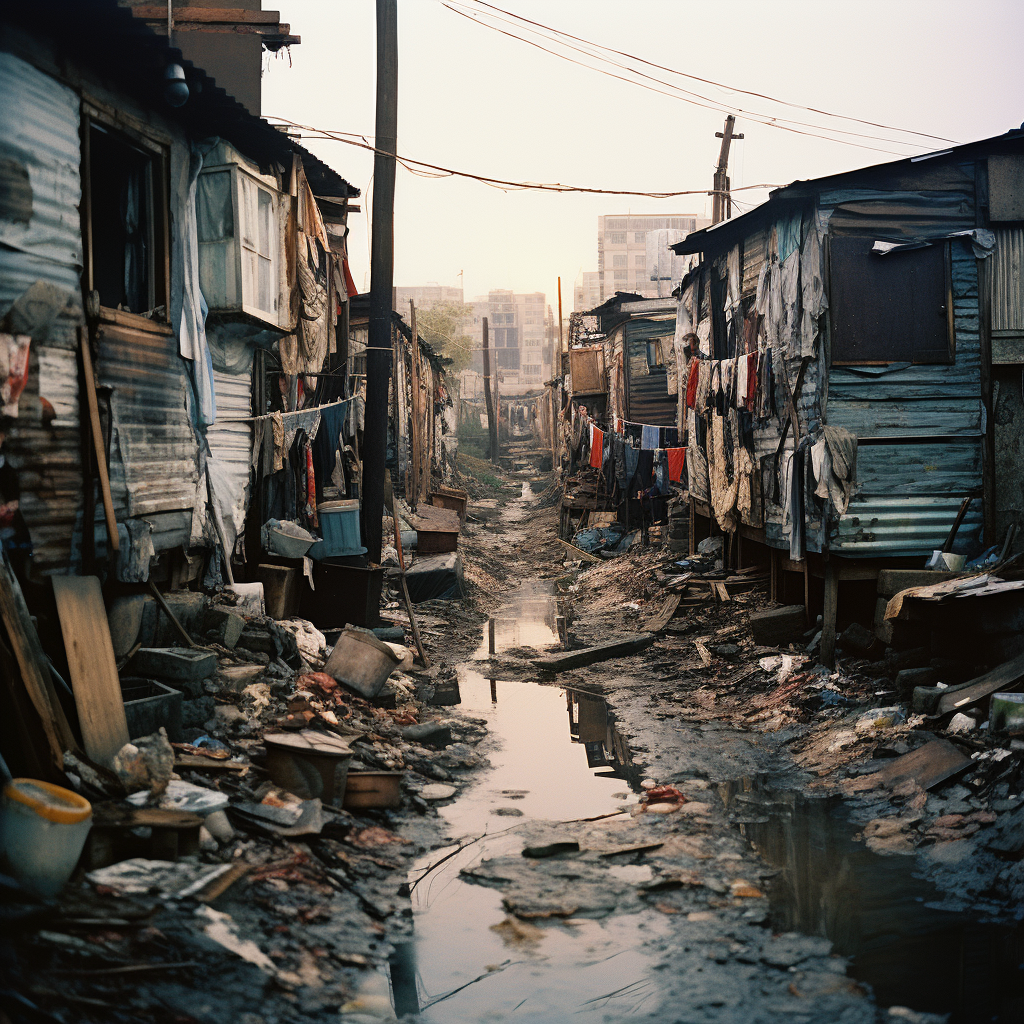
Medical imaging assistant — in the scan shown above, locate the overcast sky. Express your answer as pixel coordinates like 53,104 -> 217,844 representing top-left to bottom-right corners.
263,0 -> 1024,306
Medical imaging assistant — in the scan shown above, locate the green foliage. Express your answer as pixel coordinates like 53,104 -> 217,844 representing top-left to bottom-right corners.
416,301 -> 473,375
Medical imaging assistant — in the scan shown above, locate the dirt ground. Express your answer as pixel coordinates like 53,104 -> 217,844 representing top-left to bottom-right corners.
7,452 -> 1024,1024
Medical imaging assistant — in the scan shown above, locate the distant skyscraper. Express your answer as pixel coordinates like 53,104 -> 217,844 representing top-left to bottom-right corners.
467,289 -> 549,388
392,284 -> 464,312
588,214 -> 710,305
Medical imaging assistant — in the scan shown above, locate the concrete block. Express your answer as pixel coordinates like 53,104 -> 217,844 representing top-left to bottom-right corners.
749,605 -> 806,647
877,569 -> 959,599
130,647 -> 218,685
873,597 -> 894,645
896,666 -> 939,699
138,592 -> 208,648
203,605 -> 246,649
838,622 -> 884,659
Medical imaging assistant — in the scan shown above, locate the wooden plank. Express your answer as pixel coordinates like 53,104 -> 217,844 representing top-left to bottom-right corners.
52,576 -> 130,768
935,651 -> 1024,717
532,633 -> 655,672
0,552 -> 76,769
693,639 -> 712,666
558,539 -> 602,563
643,592 -> 682,632
819,561 -> 840,669
871,738 -> 973,791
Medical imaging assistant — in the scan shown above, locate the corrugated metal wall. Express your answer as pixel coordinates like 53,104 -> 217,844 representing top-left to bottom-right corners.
0,52 -> 85,574
96,321 -> 199,550
827,185 -> 983,555
0,52 -> 82,314
992,227 -> 1024,335
624,318 -> 677,426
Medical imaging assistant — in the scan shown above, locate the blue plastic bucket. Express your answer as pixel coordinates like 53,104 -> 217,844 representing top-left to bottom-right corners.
316,500 -> 363,557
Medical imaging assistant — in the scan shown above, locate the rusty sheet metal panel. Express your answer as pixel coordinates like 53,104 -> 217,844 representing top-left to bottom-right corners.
569,345 -> 605,394
624,319 -> 677,426
741,229 -> 766,298
991,227 -> 1024,354
8,339 -> 82,574
821,187 -> 974,237
829,242 -> 982,555
207,366 -> 253,543
96,322 -> 199,535
0,52 -> 83,317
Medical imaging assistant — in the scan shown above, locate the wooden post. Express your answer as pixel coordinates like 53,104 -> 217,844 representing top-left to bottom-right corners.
408,300 -> 422,508
80,329 -> 119,556
820,560 -> 839,669
482,316 -> 498,463
361,0 -> 398,563
712,115 -> 742,224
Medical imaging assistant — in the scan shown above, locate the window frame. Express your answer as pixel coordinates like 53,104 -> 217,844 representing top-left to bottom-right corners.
81,100 -> 170,327
827,233 -> 955,366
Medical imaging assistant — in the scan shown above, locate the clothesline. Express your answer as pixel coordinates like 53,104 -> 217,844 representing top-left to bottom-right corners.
216,396 -> 352,425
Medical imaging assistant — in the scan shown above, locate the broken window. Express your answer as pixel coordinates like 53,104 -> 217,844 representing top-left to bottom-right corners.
829,234 -> 953,364
83,116 -> 169,317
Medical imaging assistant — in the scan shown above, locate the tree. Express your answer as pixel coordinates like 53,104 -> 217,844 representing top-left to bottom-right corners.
415,301 -> 473,376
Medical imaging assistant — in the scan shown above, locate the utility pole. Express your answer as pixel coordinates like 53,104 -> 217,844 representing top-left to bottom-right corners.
557,276 -> 564,371
362,0 -> 398,564
408,299 -> 421,507
482,317 -> 498,462
711,115 -> 743,224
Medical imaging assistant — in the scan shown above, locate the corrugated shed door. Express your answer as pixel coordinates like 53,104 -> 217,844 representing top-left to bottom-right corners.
991,227 -> 1024,363
96,321 -> 199,545
206,367 -> 253,542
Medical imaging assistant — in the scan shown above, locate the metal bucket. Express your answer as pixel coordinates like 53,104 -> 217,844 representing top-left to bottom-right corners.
323,628 -> 402,699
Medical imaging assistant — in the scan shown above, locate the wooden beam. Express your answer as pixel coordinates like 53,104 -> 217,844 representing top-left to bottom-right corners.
131,7 -> 284,24
533,634 -> 655,673
819,560 -> 840,669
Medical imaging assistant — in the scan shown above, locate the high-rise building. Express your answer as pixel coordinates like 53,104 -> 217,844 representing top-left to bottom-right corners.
466,289 -> 550,390
574,271 -> 602,312
593,214 -> 710,304
392,285 -> 464,313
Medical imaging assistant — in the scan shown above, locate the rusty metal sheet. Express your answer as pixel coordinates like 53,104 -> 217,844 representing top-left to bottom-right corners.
95,322 -> 199,524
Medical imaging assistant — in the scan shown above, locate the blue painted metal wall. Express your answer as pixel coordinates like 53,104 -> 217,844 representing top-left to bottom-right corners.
826,178 -> 984,555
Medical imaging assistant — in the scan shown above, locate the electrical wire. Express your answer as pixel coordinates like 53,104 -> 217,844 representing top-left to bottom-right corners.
462,0 -> 958,147
441,1 -> 923,156
268,116 -> 785,198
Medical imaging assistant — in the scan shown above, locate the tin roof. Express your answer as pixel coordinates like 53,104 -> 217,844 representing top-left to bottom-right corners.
0,0 -> 358,199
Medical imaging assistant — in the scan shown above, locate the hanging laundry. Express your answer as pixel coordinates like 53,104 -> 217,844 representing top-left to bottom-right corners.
589,425 -> 604,470
641,424 -> 660,450
667,446 -> 686,483
686,357 -> 701,409
746,351 -> 758,411
800,223 -> 826,358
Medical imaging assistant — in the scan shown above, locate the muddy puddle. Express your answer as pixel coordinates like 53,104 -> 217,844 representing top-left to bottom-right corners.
722,780 -> 1024,1022
378,584 -> 657,1021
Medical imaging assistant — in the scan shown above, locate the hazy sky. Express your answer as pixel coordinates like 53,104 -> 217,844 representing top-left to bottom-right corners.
263,0 -> 1024,305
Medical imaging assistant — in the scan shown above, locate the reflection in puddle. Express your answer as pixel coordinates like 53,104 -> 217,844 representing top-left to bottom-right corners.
386,622 -> 650,1018
721,780 -> 1024,1023
480,581 -> 563,657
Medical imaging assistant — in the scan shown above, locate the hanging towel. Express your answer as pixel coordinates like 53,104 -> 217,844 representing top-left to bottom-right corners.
635,449 -> 655,491
641,424 -> 660,450
589,426 -> 604,469
614,435 -> 630,490
746,351 -> 758,411
686,357 -> 701,409
624,443 -> 640,487
736,354 -> 748,409
667,447 -> 686,483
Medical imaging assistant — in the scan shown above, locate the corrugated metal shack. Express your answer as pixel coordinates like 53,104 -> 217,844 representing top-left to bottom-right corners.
670,127 -> 1024,663
555,293 -> 686,541
0,0 -> 360,588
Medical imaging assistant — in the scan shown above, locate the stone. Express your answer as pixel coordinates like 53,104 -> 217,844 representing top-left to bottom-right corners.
399,722 -> 452,748
912,685 -> 948,715
877,569 -> 960,599
838,622 -> 883,659
138,591 -> 208,648
215,664 -> 266,693
204,809 -> 235,843
749,605 -> 806,647
420,784 -> 457,801
885,647 -> 931,676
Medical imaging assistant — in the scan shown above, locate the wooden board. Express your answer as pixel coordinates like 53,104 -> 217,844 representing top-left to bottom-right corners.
0,551 -> 76,770
935,651 -> 1024,717
532,633 -> 655,672
643,592 -> 682,633
871,738 -> 973,792
558,539 -> 602,563
52,576 -> 130,768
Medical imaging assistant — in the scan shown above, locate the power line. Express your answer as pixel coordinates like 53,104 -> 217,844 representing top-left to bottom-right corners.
441,3 -> 912,157
463,0 -> 958,148
268,117 -> 786,198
